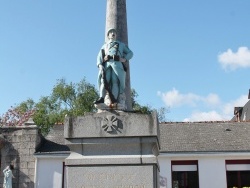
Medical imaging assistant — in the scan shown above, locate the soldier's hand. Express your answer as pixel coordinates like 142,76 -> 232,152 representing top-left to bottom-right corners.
104,55 -> 109,62
120,58 -> 127,63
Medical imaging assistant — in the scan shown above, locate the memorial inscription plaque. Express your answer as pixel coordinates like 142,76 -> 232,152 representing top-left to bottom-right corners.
67,165 -> 156,188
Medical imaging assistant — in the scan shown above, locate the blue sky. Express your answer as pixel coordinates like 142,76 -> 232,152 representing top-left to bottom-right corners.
1,0 -> 250,122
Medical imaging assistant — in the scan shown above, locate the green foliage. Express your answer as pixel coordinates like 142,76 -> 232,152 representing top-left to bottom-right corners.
51,78 -> 98,116
12,78 -> 98,135
33,96 -> 62,135
5,79 -> 168,135
156,107 -> 169,123
16,98 -> 35,113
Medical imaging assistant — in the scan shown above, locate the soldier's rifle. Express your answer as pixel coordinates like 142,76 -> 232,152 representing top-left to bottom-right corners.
101,49 -> 117,104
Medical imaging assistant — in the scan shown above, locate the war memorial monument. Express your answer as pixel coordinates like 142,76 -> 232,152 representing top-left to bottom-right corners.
64,0 -> 160,187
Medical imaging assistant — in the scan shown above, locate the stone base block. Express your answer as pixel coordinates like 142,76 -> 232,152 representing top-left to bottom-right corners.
66,165 -> 159,188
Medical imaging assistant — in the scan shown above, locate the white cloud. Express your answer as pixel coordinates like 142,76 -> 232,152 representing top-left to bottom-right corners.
182,95 -> 248,122
158,88 -> 249,122
183,111 -> 225,122
157,88 -> 201,107
205,93 -> 221,106
222,95 -> 248,116
218,46 -> 250,71
157,88 -> 220,108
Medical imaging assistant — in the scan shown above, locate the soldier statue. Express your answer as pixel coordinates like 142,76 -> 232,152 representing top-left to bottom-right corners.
3,165 -> 14,188
94,28 -> 133,110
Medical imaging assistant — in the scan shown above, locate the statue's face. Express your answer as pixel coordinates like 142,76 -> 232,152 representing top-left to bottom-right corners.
108,30 -> 116,41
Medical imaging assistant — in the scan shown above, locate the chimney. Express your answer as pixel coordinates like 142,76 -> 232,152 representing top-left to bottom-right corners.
248,89 -> 250,99
234,107 -> 243,122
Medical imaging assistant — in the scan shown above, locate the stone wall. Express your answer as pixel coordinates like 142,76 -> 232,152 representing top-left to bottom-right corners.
0,125 -> 41,188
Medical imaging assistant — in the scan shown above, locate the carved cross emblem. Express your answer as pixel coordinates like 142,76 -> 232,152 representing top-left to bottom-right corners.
102,115 -> 118,133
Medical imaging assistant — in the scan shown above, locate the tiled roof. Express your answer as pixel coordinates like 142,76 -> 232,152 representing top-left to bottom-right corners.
45,124 -> 66,145
36,121 -> 250,154
36,125 -> 70,154
159,122 -> 250,153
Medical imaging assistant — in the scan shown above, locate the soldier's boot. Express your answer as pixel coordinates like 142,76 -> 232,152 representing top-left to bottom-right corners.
94,97 -> 104,104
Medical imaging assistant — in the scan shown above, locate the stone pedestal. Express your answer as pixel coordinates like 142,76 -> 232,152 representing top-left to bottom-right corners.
64,111 -> 160,188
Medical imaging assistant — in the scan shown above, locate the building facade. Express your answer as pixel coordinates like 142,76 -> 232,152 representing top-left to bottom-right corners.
1,100 -> 250,187
158,122 -> 250,188
0,125 -> 41,188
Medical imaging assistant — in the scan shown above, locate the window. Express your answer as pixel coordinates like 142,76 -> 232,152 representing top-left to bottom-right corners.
226,160 -> 250,188
171,160 -> 199,188
63,162 -> 66,188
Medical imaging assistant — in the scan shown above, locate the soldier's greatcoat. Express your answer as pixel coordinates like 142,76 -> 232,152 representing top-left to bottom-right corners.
97,40 -> 133,100
3,168 -> 13,188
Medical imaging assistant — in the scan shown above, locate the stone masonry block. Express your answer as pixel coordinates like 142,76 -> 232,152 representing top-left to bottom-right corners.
30,135 -> 37,142
23,135 -> 31,142
28,169 -> 35,176
19,175 -> 32,183
29,148 -> 36,155
29,142 -> 36,148
9,136 -> 19,143
19,142 -> 30,149
19,149 -> 30,155
22,129 -> 37,135
20,169 -> 29,175
17,135 -> 22,141
20,162 -> 28,169
11,142 -> 19,149
28,162 -> 35,168
12,130 -> 23,136
20,155 -> 35,162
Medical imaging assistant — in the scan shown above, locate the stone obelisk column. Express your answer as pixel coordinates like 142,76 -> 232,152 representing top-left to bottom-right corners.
105,0 -> 132,110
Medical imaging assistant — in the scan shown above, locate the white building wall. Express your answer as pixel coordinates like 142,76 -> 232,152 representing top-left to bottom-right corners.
158,153 -> 250,188
198,158 -> 227,188
34,153 -> 250,188
158,157 -> 171,188
35,156 -> 65,188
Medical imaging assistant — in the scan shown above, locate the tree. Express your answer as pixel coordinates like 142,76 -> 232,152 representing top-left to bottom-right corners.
32,96 -> 62,135
6,78 -> 98,135
0,105 -> 35,127
16,98 -> 35,113
2,78 -> 168,134
156,107 -> 169,123
51,78 -> 98,116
